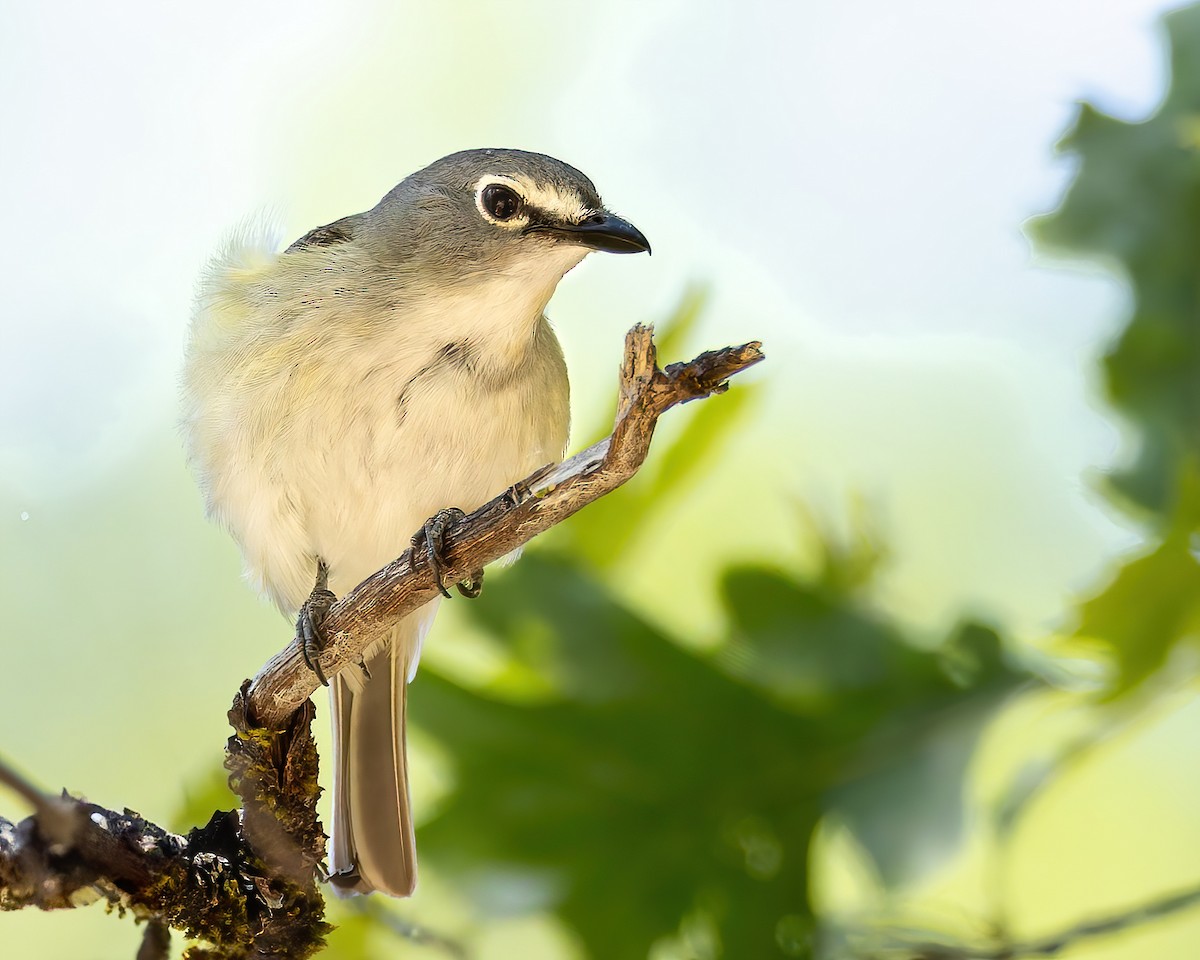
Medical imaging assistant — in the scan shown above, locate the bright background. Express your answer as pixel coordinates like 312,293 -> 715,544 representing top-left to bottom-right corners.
2,2 -> 1197,958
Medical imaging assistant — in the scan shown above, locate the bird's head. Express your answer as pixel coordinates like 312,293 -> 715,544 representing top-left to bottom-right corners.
362,148 -> 650,285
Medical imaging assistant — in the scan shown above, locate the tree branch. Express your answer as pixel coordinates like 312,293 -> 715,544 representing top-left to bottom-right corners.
0,730 -> 329,958
246,323 -> 765,728
0,324 -> 763,957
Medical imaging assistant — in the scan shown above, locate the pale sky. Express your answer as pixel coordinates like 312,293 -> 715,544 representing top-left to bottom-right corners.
0,0 -> 1180,638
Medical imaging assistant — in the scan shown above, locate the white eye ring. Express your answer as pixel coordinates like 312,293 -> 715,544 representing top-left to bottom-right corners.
481,183 -> 522,221
474,174 -> 527,226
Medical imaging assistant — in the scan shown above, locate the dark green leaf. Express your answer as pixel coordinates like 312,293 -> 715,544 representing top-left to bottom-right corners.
1030,5 -> 1200,519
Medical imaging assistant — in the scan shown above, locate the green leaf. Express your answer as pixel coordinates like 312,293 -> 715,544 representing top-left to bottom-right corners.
1069,459 -> 1200,693
721,561 -> 1025,888
414,556 -> 823,958
410,553 -> 1030,954
1030,4 -> 1200,519
1073,534 -> 1200,693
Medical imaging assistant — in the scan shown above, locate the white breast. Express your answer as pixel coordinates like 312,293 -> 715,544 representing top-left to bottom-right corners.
182,237 -> 575,615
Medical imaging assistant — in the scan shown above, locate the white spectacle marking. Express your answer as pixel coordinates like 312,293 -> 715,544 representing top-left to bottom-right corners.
472,173 -> 594,228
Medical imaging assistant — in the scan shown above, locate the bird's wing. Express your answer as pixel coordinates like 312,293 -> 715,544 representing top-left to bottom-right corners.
286,214 -> 360,253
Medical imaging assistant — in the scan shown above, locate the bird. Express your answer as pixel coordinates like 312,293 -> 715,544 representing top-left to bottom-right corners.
180,148 -> 650,898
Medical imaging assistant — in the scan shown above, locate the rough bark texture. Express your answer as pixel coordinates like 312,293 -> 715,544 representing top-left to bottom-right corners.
0,695 -> 331,958
0,324 -> 764,957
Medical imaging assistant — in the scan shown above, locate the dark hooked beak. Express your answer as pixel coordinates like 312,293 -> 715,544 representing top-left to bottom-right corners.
534,212 -> 651,255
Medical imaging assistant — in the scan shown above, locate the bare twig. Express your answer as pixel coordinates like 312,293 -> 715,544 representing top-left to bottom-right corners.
0,767 -> 185,914
846,878 -> 1200,959
0,755 -> 52,814
137,920 -> 171,960
984,677 -> 1199,935
349,898 -> 469,959
0,753 -> 79,848
246,324 -> 764,727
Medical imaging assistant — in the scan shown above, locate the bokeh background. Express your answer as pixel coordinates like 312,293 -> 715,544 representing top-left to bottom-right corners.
3,1 -> 1200,957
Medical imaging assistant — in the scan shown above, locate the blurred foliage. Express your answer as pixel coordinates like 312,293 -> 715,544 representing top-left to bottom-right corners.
1032,3 -> 1200,693
1031,4 -> 1200,521
411,556 -> 1027,960
1072,467 -> 1200,693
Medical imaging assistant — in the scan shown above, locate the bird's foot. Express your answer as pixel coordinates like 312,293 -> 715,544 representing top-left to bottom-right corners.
411,507 -> 484,599
296,559 -> 337,686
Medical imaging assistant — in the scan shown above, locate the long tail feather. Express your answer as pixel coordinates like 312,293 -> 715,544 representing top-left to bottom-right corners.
327,619 -> 419,897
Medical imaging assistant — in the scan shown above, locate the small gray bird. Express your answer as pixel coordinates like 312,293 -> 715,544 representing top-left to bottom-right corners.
181,149 -> 649,897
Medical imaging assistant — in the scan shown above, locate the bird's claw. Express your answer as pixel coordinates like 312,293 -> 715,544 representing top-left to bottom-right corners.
411,507 -> 484,599
296,559 -> 337,686
413,507 -> 464,598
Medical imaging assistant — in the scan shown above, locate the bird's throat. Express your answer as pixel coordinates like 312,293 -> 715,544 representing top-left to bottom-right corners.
426,248 -> 585,372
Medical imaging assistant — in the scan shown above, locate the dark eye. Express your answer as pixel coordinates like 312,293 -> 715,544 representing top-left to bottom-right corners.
481,183 -> 522,221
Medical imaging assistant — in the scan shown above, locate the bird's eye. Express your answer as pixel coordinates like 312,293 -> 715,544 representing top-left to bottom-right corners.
481,183 -> 522,221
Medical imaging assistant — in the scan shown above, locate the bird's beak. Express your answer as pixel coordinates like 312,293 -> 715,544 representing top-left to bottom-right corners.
545,212 -> 651,255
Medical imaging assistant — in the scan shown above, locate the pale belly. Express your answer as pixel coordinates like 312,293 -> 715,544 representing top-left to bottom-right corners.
307,358 -> 569,603
208,331 -> 570,615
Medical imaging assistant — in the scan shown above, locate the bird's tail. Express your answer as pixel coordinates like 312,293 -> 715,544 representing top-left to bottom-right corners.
327,617 -> 423,897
